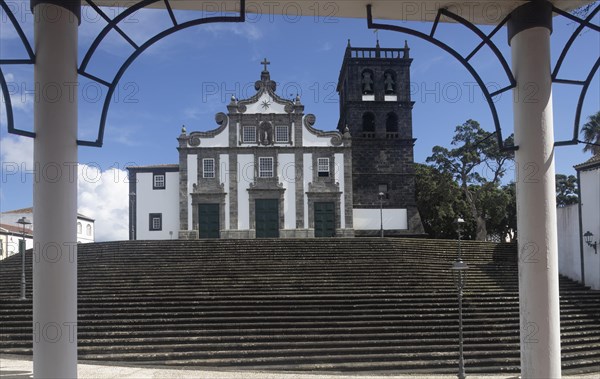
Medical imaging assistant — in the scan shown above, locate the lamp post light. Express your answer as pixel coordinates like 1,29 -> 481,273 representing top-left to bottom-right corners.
453,217 -> 467,379
584,231 -> 598,254
16,217 -> 31,300
378,192 -> 385,238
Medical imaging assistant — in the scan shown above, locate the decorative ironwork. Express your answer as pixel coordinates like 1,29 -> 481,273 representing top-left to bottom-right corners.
367,4 -> 600,152
367,4 -> 517,152
551,5 -> 600,147
1,0 -> 597,151
0,0 -> 36,139
77,0 -> 246,147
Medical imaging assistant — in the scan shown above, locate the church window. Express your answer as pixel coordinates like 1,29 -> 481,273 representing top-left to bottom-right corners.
86,224 -> 92,236
318,158 -> 330,177
203,159 -> 215,178
153,174 -> 165,190
77,222 -> 82,234
386,112 -> 399,137
259,157 -> 274,178
149,213 -> 162,231
243,126 -> 257,143
275,126 -> 289,143
362,112 -> 375,137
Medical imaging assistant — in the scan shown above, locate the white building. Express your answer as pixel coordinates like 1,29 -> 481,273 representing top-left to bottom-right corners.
128,65 -> 354,240
557,153 -> 600,290
0,207 -> 96,246
0,223 -> 33,260
128,48 -> 426,240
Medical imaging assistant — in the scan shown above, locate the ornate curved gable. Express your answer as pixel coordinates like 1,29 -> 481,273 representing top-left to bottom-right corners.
232,59 -> 295,115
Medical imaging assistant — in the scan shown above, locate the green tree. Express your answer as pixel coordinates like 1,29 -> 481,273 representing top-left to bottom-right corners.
581,111 -> 600,155
426,120 -> 514,240
503,183 -> 518,242
414,164 -> 470,239
556,174 -> 579,207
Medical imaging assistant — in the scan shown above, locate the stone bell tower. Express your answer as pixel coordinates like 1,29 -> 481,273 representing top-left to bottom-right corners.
337,40 -> 424,236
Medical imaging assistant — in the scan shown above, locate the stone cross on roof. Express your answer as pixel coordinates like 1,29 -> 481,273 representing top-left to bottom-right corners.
261,58 -> 270,72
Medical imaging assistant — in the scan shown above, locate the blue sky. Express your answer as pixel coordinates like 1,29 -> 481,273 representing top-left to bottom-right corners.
1,2 -> 599,240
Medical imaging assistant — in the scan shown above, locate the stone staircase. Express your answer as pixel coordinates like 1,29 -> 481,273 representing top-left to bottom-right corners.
0,238 -> 598,374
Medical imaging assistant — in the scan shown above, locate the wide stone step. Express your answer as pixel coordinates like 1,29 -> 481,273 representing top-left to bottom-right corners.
1,238 -> 598,373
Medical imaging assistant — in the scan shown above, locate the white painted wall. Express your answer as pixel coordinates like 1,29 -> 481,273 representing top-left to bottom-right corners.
220,154 -> 231,230
279,154 -> 296,229
303,153 -> 312,229
556,167 -> 600,290
580,168 -> 600,290
1,211 -> 93,244
557,205 -> 581,283
335,153 -> 345,229
244,94 -> 287,114
187,154 -> 198,230
0,234 -> 33,260
302,115 -> 336,147
136,172 -> 180,240
238,154 -> 254,230
196,123 -> 229,148
76,219 -> 94,243
353,209 -> 408,230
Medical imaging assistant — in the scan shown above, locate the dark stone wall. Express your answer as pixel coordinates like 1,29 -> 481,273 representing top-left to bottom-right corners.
338,46 -> 424,235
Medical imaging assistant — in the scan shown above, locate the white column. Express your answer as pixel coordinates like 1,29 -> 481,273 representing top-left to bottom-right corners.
509,2 -> 561,378
32,2 -> 80,378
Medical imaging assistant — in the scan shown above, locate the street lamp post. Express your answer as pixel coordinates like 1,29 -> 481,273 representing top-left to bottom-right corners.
129,192 -> 136,240
378,192 -> 385,238
452,217 -> 467,379
16,217 -> 31,300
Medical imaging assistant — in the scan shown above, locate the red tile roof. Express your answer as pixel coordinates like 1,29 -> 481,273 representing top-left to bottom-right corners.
0,223 -> 33,237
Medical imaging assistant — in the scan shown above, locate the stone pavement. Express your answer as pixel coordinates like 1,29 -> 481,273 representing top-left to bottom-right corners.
2,355 -> 599,379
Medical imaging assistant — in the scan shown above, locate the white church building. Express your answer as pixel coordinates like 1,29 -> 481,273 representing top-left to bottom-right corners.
128,45 -> 425,240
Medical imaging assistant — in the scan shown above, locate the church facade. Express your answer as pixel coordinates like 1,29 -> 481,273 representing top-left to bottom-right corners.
128,43 -> 424,240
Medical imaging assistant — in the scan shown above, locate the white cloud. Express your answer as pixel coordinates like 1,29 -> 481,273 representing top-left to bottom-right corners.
77,164 -> 129,242
318,42 -> 333,52
204,23 -> 263,41
414,55 -> 445,74
0,134 -> 33,168
1,72 -> 34,113
0,140 -> 129,242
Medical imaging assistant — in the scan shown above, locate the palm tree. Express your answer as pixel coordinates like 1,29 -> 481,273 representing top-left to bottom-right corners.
581,111 -> 600,155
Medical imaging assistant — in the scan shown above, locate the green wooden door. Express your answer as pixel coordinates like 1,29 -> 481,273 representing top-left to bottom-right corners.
314,202 -> 336,238
198,203 -> 220,239
255,199 -> 279,238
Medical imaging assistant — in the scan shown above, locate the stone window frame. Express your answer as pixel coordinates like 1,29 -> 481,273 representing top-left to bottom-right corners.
362,112 -> 376,138
203,158 -> 216,179
149,213 -> 162,231
312,154 -> 336,183
258,157 -> 274,178
153,173 -> 166,190
242,125 -> 257,143
85,224 -> 92,236
317,157 -> 330,177
275,125 -> 289,143
77,222 -> 82,234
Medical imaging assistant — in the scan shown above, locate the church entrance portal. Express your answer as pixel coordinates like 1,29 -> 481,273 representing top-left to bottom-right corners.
314,202 -> 336,238
255,199 -> 279,238
198,204 -> 220,239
